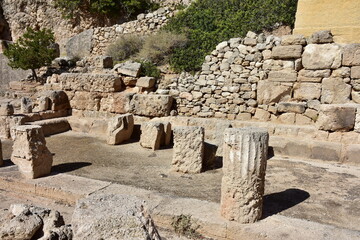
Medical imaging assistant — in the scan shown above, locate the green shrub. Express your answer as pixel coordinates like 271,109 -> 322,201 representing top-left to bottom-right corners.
137,31 -> 187,65
4,27 -> 57,80
165,0 -> 298,72
106,34 -> 144,62
138,60 -> 161,78
54,0 -> 160,19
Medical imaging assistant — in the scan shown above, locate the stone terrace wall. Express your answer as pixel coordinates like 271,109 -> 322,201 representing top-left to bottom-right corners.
91,7 -> 174,55
165,31 -> 360,131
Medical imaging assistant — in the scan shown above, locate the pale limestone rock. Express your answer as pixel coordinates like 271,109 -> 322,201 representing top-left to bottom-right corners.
11,125 -> 53,179
70,91 -> 102,111
278,102 -> 306,114
352,91 -> 360,104
354,108 -> 360,133
302,44 -> 342,70
281,35 -> 306,46
253,109 -> 270,121
107,114 -> 134,145
277,113 -> 296,124
43,91 -> 71,111
304,108 -> 318,121
0,140 -> 2,166
342,44 -> 360,66
308,30 -> 333,44
0,103 -> 14,116
0,212 -> 42,240
114,60 -> 141,77
332,67 -> 351,78
130,94 -> 173,117
267,69 -> 297,82
272,45 -> 302,59
317,105 -> 356,131
221,128 -> 269,223
136,77 -> 156,88
351,66 -> 360,79
296,114 -> 313,125
21,97 -> 32,114
321,78 -> 351,104
95,56 -> 113,69
38,96 -> 51,112
140,122 -> 164,150
72,194 -> 161,240
58,73 -> 122,92
172,126 -> 204,174
293,82 -> 321,100
257,81 -> 291,104
100,92 -> 134,113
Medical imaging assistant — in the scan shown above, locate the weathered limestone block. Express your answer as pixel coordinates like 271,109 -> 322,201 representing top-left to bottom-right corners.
21,97 -> 32,113
267,70 -> 297,82
71,91 -> 102,111
221,128 -> 269,223
0,103 -> 14,116
278,102 -> 306,114
332,67 -> 351,78
95,56 -> 113,69
272,45 -> 303,59
351,66 -> 360,79
140,122 -> 164,150
277,113 -> 296,124
302,44 -> 342,70
172,126 -> 204,174
298,69 -> 331,82
294,82 -> 321,100
253,109 -> 270,121
37,96 -> 51,112
72,194 -> 161,240
43,91 -> 71,111
257,81 -> 292,104
321,78 -> 351,104
317,105 -> 356,131
114,60 -> 141,77
160,121 -> 172,146
107,114 -> 134,145
281,35 -> 307,46
342,44 -> 360,66
130,94 -> 173,117
100,92 -> 134,113
354,107 -> 360,133
136,77 -> 156,88
59,73 -> 122,92
66,29 -> 93,58
308,30 -> 333,44
11,125 -> 53,179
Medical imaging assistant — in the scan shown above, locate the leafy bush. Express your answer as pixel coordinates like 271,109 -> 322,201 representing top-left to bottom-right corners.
137,31 -> 187,65
139,60 -> 161,78
4,27 -> 57,80
54,0 -> 159,19
165,0 -> 298,72
106,34 -> 144,62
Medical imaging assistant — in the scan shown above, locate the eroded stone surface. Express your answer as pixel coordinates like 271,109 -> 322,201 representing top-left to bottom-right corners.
130,94 -> 173,117
221,128 -> 269,224
302,44 -> 342,69
0,103 -> 14,116
317,105 -> 356,132
140,122 -> 164,150
11,125 -> 53,179
107,114 -> 134,145
172,126 -> 204,174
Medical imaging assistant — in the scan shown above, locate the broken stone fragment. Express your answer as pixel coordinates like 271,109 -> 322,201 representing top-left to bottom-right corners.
107,114 -> 134,145
140,122 -> 164,150
21,97 -> 32,114
114,60 -> 141,77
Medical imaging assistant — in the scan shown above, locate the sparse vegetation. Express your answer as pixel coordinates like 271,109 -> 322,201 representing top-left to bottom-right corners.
138,60 -> 161,78
106,34 -> 144,62
171,214 -> 202,239
3,27 -> 57,81
165,0 -> 298,72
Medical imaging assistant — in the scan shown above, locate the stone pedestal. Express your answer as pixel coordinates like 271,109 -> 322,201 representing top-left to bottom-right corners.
140,122 -> 164,150
21,97 -> 32,114
220,128 -> 269,223
0,103 -> 14,116
107,114 -> 134,145
172,126 -> 204,174
11,125 -> 53,179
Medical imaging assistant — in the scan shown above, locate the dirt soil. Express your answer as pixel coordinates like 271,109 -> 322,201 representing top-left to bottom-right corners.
2,131 -> 360,232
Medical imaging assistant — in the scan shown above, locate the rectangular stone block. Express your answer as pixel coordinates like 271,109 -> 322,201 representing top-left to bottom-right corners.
140,122 -> 164,150
11,125 -> 53,179
59,73 -> 123,93
172,126 -> 204,174
272,45 -> 303,59
351,66 -> 360,79
268,70 -> 297,82
294,83 -> 321,100
107,114 -> 134,145
342,44 -> 360,66
257,81 -> 292,104
0,140 -> 3,166
278,102 -> 307,114
317,105 -> 356,131
321,78 -> 351,104
302,44 -> 342,70
130,94 -> 173,117
100,92 -> 134,114
221,128 -> 269,224
0,103 -> 14,116
70,91 -> 103,111
281,35 -> 307,46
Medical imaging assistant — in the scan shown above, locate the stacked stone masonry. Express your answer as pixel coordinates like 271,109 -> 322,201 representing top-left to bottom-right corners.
169,31 -> 360,133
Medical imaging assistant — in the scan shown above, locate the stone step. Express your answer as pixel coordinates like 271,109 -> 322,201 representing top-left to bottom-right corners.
29,117 -> 71,137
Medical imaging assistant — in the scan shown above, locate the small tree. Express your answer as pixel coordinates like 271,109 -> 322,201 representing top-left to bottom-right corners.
3,27 -> 57,81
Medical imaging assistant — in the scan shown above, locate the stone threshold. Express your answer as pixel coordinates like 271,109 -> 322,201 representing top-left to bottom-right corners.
0,165 -> 359,240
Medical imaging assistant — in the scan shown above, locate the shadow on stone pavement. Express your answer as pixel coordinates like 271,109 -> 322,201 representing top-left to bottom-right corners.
262,188 -> 310,219
52,162 -> 92,174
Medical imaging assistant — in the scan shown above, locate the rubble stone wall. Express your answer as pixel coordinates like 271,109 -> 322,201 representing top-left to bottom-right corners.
164,31 -> 360,132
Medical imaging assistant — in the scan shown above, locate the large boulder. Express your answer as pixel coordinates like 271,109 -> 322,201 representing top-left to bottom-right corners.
302,44 -> 342,70
72,194 -> 161,240
66,29 -> 94,58
130,94 -> 173,117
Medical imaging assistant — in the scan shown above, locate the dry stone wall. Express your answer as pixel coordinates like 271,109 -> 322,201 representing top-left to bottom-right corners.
166,30 -> 360,132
